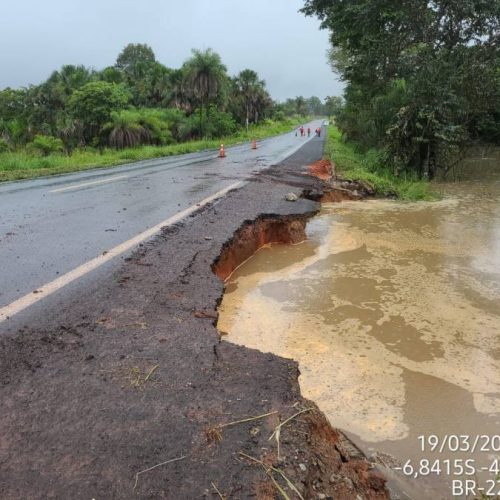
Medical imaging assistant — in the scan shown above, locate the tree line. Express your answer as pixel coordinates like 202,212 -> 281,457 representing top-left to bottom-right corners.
0,44 -> 331,156
303,0 -> 500,179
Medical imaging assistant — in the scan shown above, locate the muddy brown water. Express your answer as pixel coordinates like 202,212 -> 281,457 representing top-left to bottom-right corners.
218,151 -> 500,497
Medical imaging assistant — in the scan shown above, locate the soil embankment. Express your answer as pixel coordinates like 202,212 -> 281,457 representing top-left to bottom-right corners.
213,215 -> 310,281
0,139 -> 386,498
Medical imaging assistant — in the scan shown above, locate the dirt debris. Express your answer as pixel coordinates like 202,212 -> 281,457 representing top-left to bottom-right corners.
308,159 -> 333,181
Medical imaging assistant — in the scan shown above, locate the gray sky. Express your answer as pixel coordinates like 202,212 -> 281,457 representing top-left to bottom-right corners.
0,0 -> 343,101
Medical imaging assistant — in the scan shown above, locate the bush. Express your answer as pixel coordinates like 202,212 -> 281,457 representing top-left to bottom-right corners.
182,106 -> 237,140
326,126 -> 433,201
160,108 -> 190,142
207,106 -> 237,137
273,110 -> 286,122
138,109 -> 174,145
176,115 -> 199,142
29,135 -> 64,156
68,82 -> 130,143
103,108 -> 176,149
0,138 -> 10,153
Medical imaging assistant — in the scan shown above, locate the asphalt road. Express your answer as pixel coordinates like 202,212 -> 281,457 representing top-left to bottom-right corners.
0,121 -> 385,500
0,120 -> 323,315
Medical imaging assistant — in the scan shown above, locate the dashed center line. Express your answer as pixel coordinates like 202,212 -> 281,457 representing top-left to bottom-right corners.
0,181 -> 244,323
50,175 -> 129,193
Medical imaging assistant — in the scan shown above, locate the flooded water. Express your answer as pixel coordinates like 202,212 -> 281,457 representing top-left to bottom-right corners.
218,152 -> 500,497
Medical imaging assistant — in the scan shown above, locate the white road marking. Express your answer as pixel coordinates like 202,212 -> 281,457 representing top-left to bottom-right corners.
0,181 -> 244,323
50,175 -> 129,193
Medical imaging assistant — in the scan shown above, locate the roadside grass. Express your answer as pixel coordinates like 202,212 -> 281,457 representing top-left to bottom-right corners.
326,126 -> 434,201
0,119 -> 303,182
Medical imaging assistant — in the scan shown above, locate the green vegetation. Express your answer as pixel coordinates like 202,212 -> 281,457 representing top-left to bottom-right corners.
0,42 -> 327,181
303,1 -> 500,179
0,119 -> 301,182
326,126 -> 433,201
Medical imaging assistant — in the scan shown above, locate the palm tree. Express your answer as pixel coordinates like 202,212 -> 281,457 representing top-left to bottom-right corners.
27,65 -> 94,136
167,69 -> 188,111
45,65 -> 94,110
102,110 -> 151,149
57,116 -> 84,153
295,96 -> 308,117
183,49 -> 228,136
149,63 -> 172,107
234,70 -> 273,129
235,69 -> 260,131
252,87 -> 273,123
57,65 -> 94,96
0,118 -> 10,142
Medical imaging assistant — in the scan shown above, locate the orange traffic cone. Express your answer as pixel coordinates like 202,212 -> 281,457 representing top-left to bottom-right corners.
251,139 -> 257,150
219,144 -> 226,158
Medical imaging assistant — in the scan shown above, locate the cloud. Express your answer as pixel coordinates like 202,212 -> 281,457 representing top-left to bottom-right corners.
0,0 -> 343,100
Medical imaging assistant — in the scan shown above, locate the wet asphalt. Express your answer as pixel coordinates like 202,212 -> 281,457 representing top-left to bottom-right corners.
0,120 -> 323,308
0,123 -> 367,500
0,124 -> 391,499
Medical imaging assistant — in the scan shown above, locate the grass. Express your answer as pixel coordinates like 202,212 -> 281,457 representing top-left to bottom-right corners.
125,364 -> 159,389
326,125 -> 434,201
0,119 -> 303,182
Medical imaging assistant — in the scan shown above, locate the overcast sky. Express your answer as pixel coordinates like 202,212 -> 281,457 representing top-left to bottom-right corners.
0,0 -> 343,101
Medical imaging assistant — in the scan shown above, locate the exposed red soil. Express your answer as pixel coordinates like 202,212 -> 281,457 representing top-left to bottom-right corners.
306,160 -> 376,202
308,159 -> 334,181
213,215 -> 309,281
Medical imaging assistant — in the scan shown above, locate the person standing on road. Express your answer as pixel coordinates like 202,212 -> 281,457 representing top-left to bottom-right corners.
300,126 -> 304,137
317,127 -> 321,137
307,127 -> 311,137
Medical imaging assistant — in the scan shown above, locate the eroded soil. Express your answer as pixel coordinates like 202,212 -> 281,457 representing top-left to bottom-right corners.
0,140 -> 388,499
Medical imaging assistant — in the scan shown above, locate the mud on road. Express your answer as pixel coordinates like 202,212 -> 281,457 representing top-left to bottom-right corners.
0,139 -> 388,499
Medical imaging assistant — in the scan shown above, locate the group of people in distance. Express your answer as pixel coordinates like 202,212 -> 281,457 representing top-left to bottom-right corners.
297,126 -> 321,138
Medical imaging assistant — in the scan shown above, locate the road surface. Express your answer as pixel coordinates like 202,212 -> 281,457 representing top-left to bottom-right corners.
0,125 -> 389,500
0,120 -> 323,321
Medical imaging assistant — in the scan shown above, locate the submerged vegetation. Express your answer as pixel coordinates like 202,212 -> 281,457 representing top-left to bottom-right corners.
0,43 -> 327,181
326,126 -> 433,201
303,0 -> 500,180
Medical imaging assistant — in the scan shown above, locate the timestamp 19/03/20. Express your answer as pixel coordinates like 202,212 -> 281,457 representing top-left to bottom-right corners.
418,434 -> 500,453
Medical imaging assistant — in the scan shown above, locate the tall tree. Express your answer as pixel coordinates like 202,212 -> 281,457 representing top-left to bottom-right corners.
234,69 -> 268,130
295,96 -> 308,116
148,63 -> 173,107
116,43 -> 156,80
307,96 -> 324,116
115,43 -> 159,106
68,82 -> 130,144
166,68 -> 189,111
324,96 -> 343,119
183,49 -> 228,135
302,0 -> 500,178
